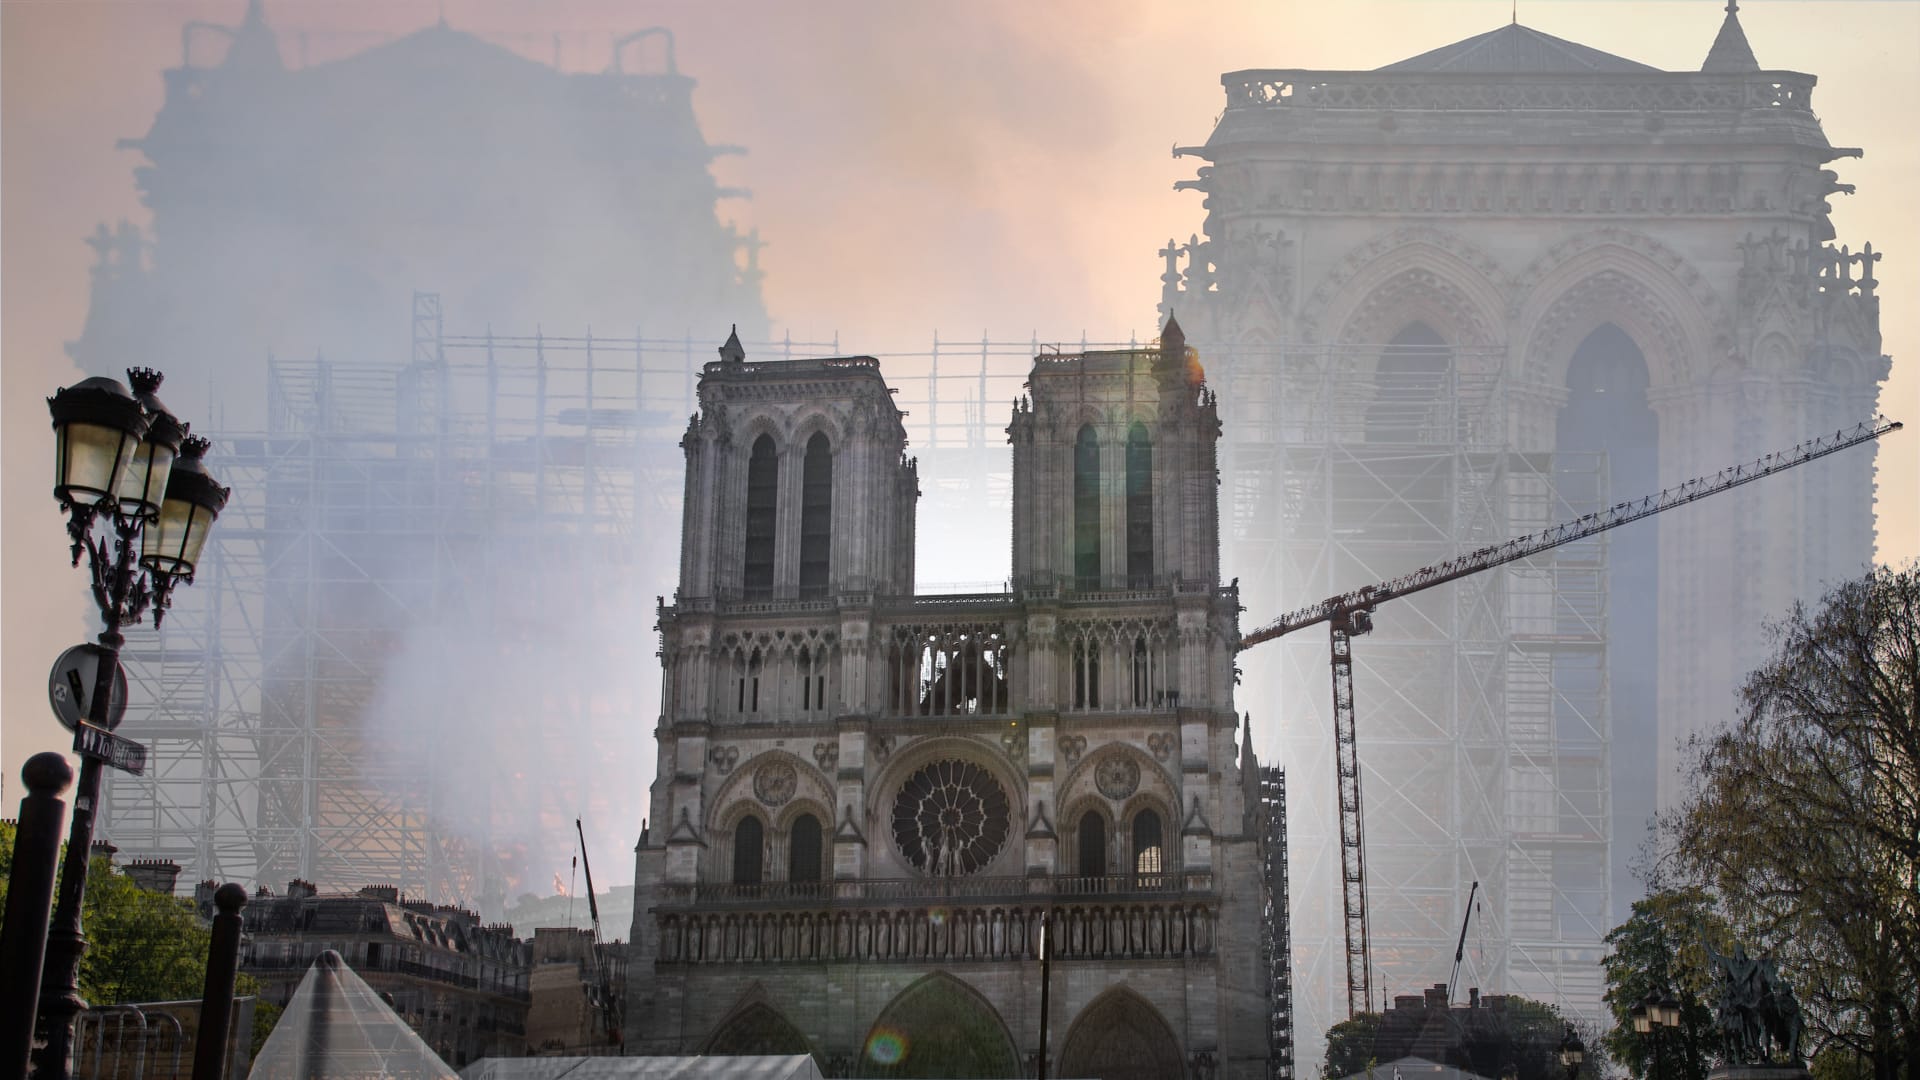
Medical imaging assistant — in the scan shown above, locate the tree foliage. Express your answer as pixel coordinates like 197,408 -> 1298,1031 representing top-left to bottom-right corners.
1601,886 -> 1734,1080
77,853 -> 215,1004
1322,1012 -> 1383,1080
1670,564 -> 1920,1080
0,824 -> 278,1049
1321,997 -> 1598,1080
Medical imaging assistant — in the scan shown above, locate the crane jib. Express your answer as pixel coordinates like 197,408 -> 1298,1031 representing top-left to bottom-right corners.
1231,416 -> 1900,1020
1238,418 -> 1901,651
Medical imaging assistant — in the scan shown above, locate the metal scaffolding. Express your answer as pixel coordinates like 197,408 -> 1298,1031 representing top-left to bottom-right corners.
1260,766 -> 1297,1080
103,311 -> 1608,1048
1203,340 -> 1610,1041
101,299 -> 1136,914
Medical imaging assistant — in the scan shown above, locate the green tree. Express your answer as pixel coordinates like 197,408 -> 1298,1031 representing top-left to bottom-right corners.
77,853 -> 213,1003
0,825 -> 278,1049
1454,996 -> 1595,1080
1322,997 -> 1599,1080
1322,1012 -> 1383,1080
1601,886 -> 1733,1080
1670,565 -> 1920,1080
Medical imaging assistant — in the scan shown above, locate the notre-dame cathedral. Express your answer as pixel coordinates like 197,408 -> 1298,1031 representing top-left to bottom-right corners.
625,322 -> 1274,1078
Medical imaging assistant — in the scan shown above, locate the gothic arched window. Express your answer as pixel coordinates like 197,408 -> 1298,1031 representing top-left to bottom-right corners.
1074,425 -> 1101,589
1131,636 -> 1150,708
1077,811 -> 1107,878
744,434 -> 778,599
1126,423 -> 1153,586
1366,322 -> 1452,443
1559,323 -> 1657,912
799,432 -> 832,599
733,816 -> 764,886
789,813 -> 823,884
1132,808 -> 1164,880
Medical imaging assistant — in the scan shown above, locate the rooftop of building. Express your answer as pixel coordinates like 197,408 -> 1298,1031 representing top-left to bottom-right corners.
1377,22 -> 1660,75
1201,4 -> 1831,154
243,882 -> 526,958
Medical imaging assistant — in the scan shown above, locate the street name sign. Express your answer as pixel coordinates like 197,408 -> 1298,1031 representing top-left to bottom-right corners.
73,722 -> 147,776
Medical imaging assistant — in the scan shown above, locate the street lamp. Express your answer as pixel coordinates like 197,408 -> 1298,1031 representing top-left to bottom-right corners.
1559,1025 -> 1586,1080
33,370 -> 226,1080
1633,989 -> 1677,1080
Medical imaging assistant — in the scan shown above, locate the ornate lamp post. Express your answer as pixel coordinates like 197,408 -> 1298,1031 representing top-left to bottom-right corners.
34,370 -> 226,1080
1632,988 -> 1684,1080
1559,1025 -> 1586,1080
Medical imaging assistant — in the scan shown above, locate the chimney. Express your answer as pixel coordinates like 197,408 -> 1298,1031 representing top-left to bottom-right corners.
90,839 -> 119,864
358,885 -> 400,903
123,858 -> 182,896
286,879 -> 317,899
1424,983 -> 1448,1009
1469,987 -> 1481,1009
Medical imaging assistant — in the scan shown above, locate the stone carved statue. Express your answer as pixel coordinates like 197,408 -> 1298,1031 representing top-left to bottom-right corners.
1706,940 -> 1804,1066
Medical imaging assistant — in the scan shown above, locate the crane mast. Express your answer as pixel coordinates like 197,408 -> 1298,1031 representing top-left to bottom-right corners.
575,817 -> 623,1050
1447,879 -> 1480,1004
1240,418 -> 1901,1018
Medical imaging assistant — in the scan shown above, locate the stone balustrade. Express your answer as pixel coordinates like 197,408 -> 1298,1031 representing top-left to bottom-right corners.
1221,71 -> 1818,114
654,895 -> 1217,967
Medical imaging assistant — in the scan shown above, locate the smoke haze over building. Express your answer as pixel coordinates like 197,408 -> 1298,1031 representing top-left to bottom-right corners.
3,1 -> 1916,1070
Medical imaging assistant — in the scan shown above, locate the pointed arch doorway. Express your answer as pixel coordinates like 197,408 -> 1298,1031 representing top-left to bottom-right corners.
855,972 -> 1019,1078
1056,988 -> 1186,1080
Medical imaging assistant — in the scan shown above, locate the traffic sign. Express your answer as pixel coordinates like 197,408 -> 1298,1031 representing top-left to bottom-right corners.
47,643 -> 127,733
73,723 -> 147,776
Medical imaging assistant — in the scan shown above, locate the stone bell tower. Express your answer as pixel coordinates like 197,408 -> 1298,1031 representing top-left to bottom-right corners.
628,324 -> 1273,1079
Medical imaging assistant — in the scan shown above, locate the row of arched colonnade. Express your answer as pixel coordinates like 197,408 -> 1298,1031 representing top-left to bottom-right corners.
657,899 -> 1218,966
702,972 -> 1197,1079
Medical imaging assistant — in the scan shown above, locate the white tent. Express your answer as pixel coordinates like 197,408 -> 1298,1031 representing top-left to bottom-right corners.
461,1057 -> 823,1080
249,950 -> 459,1080
1336,1056 -> 1497,1080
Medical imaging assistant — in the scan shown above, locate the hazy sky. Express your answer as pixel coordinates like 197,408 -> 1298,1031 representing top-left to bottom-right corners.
3,0 -> 1915,843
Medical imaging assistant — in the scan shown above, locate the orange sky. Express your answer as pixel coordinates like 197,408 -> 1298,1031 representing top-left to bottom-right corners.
4,0 -> 1915,806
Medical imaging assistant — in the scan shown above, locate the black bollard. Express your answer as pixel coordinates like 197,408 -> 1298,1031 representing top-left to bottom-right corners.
0,753 -> 76,1080
190,884 -> 248,1080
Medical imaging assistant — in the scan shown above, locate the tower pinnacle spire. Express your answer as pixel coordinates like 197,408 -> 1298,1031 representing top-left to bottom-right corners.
1701,0 -> 1759,72
225,0 -> 284,72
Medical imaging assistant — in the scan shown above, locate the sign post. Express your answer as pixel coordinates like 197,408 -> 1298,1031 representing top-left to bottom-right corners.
47,644 -> 127,733
47,646 -> 147,777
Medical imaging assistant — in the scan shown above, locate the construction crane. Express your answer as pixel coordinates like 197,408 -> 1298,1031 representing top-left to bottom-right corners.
1239,418 -> 1902,1018
1447,880 -> 1480,1005
575,818 -> 624,1050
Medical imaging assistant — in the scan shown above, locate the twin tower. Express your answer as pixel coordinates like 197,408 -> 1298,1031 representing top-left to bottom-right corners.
626,322 -> 1274,1079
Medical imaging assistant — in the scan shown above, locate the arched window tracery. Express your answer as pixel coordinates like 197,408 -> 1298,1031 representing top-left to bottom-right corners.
1132,808 -> 1165,881
1074,425 -> 1101,589
1077,810 -> 1108,878
1061,619 -> 1176,714
789,813 -> 823,884
799,432 -> 832,599
881,623 -> 1012,717
1125,423 -> 1153,586
1366,322 -> 1453,444
744,434 -> 778,599
732,816 -> 764,886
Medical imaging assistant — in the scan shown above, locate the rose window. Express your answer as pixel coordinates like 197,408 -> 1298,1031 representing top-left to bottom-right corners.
890,759 -> 1012,877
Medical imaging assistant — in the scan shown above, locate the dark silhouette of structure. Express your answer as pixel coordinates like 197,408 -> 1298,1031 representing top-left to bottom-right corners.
71,1 -> 767,423
1165,3 -> 1886,1052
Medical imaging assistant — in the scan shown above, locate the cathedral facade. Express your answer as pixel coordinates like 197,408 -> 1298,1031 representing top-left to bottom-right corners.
1164,1 -> 1885,1048
625,325 -> 1273,1079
